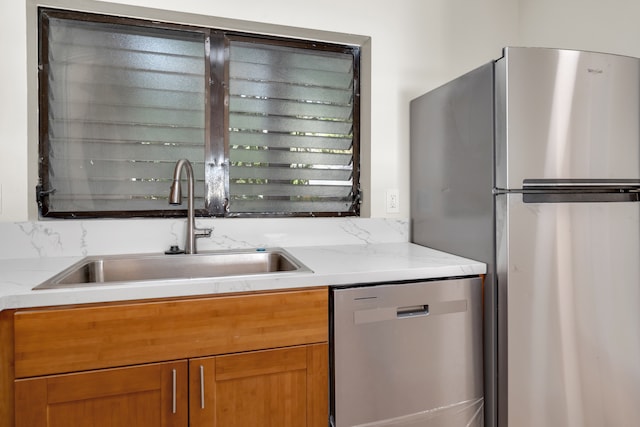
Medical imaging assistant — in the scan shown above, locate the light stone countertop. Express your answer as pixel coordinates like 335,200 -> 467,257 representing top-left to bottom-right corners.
0,243 -> 485,311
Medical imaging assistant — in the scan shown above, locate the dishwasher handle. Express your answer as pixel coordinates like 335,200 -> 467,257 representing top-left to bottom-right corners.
397,304 -> 429,318
352,299 -> 467,325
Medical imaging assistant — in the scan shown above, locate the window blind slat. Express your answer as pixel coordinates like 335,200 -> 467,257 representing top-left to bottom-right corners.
231,44 -> 353,73
231,183 -> 352,197
50,179 -> 206,198
49,19 -> 203,56
230,166 -> 351,181
49,199 -> 186,212
230,113 -> 352,136
49,64 -> 204,93
47,158 -> 205,180
230,61 -> 352,89
49,102 -> 204,127
230,183 -> 352,197
50,85 -> 204,111
229,200 -> 353,214
229,132 -> 352,151
229,79 -> 352,105
230,149 -> 352,166
229,97 -> 352,121
49,44 -> 204,75
50,122 -> 204,146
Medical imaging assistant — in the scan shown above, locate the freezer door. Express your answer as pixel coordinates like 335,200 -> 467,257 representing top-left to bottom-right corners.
498,194 -> 640,426
495,47 -> 640,189
332,278 -> 484,427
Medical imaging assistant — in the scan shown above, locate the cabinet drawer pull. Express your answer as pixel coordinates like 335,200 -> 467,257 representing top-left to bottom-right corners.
172,368 -> 177,414
199,365 -> 205,409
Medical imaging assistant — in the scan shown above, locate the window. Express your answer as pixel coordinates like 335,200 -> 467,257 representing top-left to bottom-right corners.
37,8 -> 360,218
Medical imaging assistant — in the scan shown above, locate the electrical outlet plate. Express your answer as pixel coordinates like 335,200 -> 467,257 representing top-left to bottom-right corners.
386,189 -> 399,213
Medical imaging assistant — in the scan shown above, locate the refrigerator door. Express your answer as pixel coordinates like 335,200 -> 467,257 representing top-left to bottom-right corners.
495,47 -> 640,190
497,193 -> 640,427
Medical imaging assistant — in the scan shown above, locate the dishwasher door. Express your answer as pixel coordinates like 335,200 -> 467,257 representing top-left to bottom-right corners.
331,277 -> 484,427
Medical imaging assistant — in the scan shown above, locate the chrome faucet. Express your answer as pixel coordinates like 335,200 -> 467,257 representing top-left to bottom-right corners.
169,159 -> 212,254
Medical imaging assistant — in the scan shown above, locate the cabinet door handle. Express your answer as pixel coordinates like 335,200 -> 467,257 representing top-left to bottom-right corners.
199,365 -> 205,409
172,368 -> 177,414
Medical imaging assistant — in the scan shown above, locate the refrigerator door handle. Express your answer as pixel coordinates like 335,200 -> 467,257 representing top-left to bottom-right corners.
523,178 -> 640,188
523,192 -> 640,203
516,179 -> 640,203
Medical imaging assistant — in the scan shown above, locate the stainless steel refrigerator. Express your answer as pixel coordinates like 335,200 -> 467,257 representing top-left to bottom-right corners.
410,46 -> 640,427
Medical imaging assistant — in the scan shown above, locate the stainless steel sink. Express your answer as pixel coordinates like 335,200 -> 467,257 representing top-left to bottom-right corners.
35,248 -> 311,289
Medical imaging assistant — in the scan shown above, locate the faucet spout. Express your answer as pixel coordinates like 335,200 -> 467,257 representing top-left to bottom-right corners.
169,159 -> 212,254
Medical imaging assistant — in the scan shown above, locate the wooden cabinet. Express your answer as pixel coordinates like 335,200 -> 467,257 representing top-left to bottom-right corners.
4,287 -> 328,427
189,344 -> 328,427
15,361 -> 188,427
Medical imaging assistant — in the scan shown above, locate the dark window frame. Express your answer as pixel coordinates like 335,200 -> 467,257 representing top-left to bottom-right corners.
36,7 -> 361,219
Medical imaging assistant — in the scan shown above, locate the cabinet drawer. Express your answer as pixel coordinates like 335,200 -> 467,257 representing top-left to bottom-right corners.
14,287 -> 328,378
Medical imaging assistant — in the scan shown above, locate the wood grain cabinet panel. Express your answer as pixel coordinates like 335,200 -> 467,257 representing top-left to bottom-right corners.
14,288 -> 328,378
8,287 -> 329,427
189,344 -> 328,427
15,361 -> 188,427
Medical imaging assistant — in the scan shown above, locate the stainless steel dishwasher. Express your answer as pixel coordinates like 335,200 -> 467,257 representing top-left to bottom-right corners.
331,277 -> 484,427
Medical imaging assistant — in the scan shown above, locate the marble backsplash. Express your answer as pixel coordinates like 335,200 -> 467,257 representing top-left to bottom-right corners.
0,217 -> 409,260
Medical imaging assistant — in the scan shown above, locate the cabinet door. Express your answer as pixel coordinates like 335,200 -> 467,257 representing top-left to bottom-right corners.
189,344 -> 328,427
15,361 -> 188,427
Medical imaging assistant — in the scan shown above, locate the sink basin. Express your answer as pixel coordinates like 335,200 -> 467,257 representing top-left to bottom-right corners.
35,248 -> 312,290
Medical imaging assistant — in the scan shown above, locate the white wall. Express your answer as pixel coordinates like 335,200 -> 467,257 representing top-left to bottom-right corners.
0,1 -> 29,221
0,0 -> 519,222
520,0 -> 640,58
